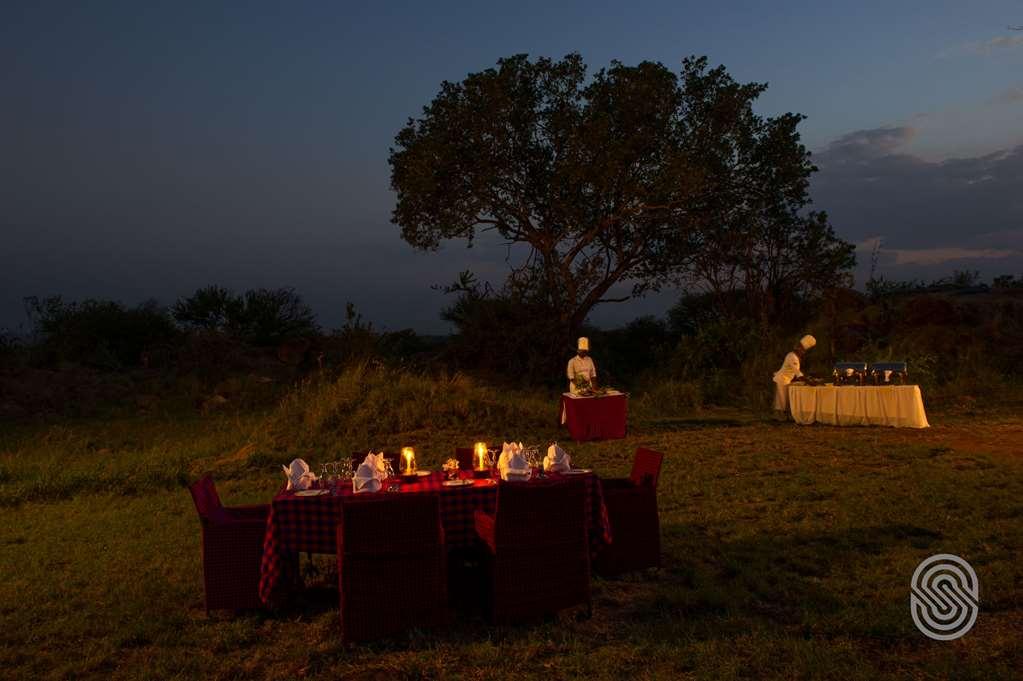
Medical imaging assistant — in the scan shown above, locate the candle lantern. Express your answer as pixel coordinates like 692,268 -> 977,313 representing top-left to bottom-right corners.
401,447 -> 416,476
473,442 -> 491,479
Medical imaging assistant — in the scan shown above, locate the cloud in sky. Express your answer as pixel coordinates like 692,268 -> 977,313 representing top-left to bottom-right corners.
822,126 -> 917,161
855,237 -> 1019,267
812,125 -> 1023,283
988,85 -> 1023,106
938,34 -> 1023,58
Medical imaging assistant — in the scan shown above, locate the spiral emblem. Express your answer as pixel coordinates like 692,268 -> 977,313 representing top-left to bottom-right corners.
909,554 -> 979,640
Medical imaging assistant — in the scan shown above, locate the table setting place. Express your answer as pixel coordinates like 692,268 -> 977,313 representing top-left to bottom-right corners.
280,441 -> 592,498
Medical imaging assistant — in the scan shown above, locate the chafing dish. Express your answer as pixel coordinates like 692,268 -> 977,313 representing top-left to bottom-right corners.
833,361 -> 868,386
868,361 -> 908,385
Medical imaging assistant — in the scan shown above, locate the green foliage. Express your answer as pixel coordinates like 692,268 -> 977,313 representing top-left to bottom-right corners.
237,288 -> 318,346
993,274 -> 1023,290
439,272 -> 568,384
390,54 -> 852,352
172,285 -> 318,346
23,296 -> 179,370
260,363 -> 555,452
171,285 -> 243,332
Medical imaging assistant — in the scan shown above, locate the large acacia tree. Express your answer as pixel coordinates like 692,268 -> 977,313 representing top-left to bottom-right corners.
389,53 -> 852,340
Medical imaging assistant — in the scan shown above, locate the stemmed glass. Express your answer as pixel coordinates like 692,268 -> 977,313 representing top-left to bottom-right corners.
383,459 -> 395,481
524,445 -> 540,472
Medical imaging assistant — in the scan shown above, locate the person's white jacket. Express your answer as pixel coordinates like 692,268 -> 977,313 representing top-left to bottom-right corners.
567,355 -> 596,394
772,352 -> 802,411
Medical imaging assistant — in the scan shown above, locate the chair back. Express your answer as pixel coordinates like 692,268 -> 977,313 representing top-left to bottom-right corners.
188,475 -> 223,520
340,494 -> 443,556
630,448 -> 664,489
493,479 -> 586,549
454,447 -> 475,470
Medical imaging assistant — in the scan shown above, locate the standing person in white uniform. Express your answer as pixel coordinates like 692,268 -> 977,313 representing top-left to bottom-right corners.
567,337 -> 597,394
773,335 -> 816,418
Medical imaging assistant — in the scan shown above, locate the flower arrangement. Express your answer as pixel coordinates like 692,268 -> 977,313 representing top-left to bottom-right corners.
442,458 -> 460,480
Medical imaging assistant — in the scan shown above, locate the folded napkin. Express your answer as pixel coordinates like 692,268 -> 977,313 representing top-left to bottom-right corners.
543,444 -> 571,473
500,450 -> 532,481
353,462 -> 382,494
282,458 -> 318,491
497,442 -> 523,477
361,451 -> 388,481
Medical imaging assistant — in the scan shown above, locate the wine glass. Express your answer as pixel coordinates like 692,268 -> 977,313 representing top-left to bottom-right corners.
384,459 -> 395,480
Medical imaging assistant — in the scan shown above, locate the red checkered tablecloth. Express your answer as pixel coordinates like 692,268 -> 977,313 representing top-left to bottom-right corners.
561,393 -> 628,441
259,470 -> 610,604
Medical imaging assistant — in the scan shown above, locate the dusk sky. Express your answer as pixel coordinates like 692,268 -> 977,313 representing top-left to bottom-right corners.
3,1 -> 1022,334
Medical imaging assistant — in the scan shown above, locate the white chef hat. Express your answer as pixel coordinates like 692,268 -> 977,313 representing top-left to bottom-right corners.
799,334 -> 817,350
577,337 -> 590,351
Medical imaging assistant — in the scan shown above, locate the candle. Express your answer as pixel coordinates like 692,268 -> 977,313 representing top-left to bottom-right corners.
474,442 -> 488,470
401,446 -> 416,475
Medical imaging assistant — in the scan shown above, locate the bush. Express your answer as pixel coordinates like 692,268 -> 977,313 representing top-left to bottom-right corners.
171,285 -> 242,332
24,296 -> 179,370
259,362 -> 555,453
440,278 -> 568,386
237,288 -> 318,346
172,285 -> 318,346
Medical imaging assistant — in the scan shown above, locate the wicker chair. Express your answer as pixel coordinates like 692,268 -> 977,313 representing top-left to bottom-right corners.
187,475 -> 269,613
337,494 -> 448,642
594,447 -> 664,576
474,478 -> 590,623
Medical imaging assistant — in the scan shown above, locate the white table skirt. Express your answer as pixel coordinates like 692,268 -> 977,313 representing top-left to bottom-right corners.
788,385 -> 930,428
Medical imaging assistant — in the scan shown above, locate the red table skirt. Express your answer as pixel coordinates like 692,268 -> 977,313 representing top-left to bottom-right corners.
561,393 -> 628,441
259,470 -> 610,604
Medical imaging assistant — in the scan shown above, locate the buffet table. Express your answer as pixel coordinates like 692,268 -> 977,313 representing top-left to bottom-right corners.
788,384 -> 930,428
560,391 -> 628,441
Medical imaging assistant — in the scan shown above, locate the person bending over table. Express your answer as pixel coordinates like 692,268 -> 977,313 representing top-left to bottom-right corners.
567,336 -> 597,395
772,334 -> 815,419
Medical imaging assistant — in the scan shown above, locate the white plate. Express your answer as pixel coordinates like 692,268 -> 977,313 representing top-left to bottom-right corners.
415,470 -> 431,477
564,469 -> 592,475
294,489 -> 330,497
442,479 -> 473,487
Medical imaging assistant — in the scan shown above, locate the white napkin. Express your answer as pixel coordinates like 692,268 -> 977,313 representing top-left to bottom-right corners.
501,451 -> 532,481
543,444 -> 571,473
497,442 -> 523,477
282,458 -> 318,491
361,452 -> 388,481
353,462 -> 382,494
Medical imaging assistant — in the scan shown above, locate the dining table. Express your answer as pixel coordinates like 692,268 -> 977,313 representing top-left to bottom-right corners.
258,469 -> 611,604
560,391 -> 629,441
788,384 -> 930,428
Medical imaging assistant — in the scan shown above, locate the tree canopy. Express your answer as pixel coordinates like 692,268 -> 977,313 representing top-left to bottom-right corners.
390,53 -> 854,340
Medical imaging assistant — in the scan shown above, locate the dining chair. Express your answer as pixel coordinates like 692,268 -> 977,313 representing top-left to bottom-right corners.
594,447 -> 664,576
337,493 -> 448,642
187,475 -> 269,614
454,447 -> 475,470
474,478 -> 590,623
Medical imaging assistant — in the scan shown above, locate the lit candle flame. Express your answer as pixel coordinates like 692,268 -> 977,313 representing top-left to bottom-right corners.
401,447 -> 415,475
474,442 -> 487,470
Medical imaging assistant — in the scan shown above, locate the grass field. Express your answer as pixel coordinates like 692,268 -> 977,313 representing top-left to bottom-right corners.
1,373 -> 1022,680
